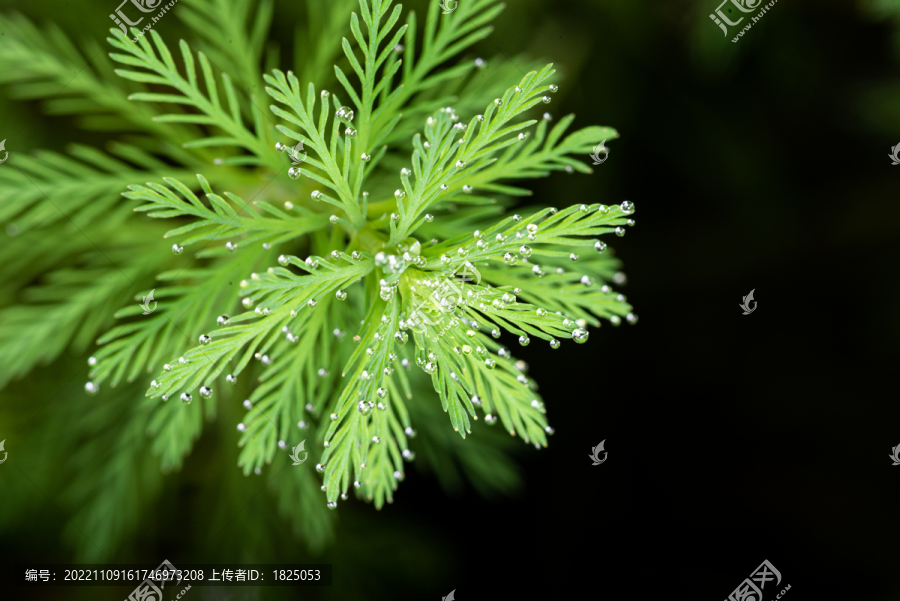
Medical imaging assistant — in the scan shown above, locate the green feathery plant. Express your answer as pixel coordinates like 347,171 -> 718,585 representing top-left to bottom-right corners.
0,0 -> 636,555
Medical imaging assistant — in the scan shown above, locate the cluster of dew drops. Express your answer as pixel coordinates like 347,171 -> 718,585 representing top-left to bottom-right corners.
84,203 -> 638,407
83,80 -> 636,490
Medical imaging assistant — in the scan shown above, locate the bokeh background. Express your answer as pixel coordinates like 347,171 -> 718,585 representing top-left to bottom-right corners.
1,0 -> 899,599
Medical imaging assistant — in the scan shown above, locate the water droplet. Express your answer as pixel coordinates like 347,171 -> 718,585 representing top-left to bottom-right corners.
320,89 -> 330,98
181,392 -> 192,403
88,356 -> 98,366
542,96 -> 551,104
237,423 -> 247,432
519,245 -> 533,258
626,313 -> 638,325
226,241 -> 237,252
532,264 -> 544,277
569,253 -> 579,261
336,106 -> 355,123
615,227 -> 626,237
172,244 -> 184,255
456,160 -> 466,169
345,127 -> 357,137
179,356 -> 187,365
395,330 -> 409,344
550,339 -> 560,349
424,362 -> 437,375
494,98 -> 503,106
491,329 -> 501,339
199,334 -> 211,345
217,315 -> 230,326
485,414 -> 497,424
519,335 -> 530,346
85,382 -> 99,395
572,328 -> 589,344
199,386 -> 213,399
361,152 -> 371,161
288,167 -> 302,179
504,252 -> 519,265
580,275 -> 593,286
620,200 -> 635,215
594,241 -> 607,253
163,363 -> 172,372
316,463 -> 326,473
334,289 -> 347,302
549,84 -> 559,92
308,298 -> 317,308
565,165 -> 574,174
261,354 -> 272,364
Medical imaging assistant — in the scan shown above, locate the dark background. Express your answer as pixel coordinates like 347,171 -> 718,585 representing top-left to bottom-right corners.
2,0 -> 899,599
